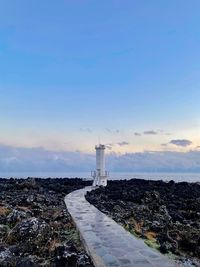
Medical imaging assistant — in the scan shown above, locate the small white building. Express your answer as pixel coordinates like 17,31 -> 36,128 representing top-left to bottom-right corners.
91,144 -> 109,186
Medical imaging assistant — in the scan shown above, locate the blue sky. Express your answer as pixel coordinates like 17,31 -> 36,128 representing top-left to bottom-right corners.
0,1 -> 200,172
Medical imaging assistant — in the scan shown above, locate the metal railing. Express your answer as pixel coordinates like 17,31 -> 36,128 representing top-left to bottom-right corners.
91,171 -> 109,177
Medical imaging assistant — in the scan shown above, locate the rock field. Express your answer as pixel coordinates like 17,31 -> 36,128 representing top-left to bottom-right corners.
86,179 -> 200,266
0,177 -> 94,267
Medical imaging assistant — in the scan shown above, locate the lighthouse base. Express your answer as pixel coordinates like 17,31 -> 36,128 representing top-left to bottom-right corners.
93,176 -> 107,187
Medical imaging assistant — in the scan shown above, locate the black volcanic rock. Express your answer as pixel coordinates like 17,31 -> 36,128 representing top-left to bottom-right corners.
86,179 -> 200,266
0,177 -> 94,267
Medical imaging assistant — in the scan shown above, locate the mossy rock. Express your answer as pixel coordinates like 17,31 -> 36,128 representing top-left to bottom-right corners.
144,239 -> 160,250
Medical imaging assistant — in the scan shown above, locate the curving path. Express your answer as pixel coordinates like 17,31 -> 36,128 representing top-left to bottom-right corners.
65,186 -> 180,267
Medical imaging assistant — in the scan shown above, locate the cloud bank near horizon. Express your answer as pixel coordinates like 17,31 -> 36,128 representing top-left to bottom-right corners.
0,144 -> 200,173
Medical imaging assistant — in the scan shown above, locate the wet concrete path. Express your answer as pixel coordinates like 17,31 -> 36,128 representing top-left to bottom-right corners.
65,186 -> 180,267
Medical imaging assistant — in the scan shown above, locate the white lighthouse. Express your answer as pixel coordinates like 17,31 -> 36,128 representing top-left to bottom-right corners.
91,144 -> 109,186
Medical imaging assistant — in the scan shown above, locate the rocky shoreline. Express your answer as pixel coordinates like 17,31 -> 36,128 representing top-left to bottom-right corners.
0,177 -> 94,267
86,179 -> 200,267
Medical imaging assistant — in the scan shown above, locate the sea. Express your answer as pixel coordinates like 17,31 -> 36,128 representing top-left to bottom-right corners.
0,172 -> 200,183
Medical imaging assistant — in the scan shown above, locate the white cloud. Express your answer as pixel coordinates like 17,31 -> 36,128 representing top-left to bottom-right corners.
107,150 -> 200,172
0,144 -> 200,173
105,141 -> 129,150
0,145 -> 94,172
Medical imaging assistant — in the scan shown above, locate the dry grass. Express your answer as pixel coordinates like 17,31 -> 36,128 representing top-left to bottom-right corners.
48,239 -> 61,252
145,231 -> 157,241
0,206 -> 10,216
134,220 -> 144,235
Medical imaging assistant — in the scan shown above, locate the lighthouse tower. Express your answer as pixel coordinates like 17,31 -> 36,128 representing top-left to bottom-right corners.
91,144 -> 109,186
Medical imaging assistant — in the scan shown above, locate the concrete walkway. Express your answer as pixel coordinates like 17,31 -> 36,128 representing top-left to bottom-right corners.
65,186 -> 180,267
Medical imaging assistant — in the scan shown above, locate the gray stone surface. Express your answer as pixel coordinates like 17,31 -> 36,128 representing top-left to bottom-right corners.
65,186 -> 181,267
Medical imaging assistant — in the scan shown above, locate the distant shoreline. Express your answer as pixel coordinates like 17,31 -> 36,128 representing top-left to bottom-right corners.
1,172 -> 200,183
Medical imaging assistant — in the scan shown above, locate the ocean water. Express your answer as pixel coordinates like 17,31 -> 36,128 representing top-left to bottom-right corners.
0,171 -> 200,183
